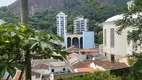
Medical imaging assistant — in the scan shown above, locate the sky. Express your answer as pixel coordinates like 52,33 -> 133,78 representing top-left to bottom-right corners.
0,0 -> 16,7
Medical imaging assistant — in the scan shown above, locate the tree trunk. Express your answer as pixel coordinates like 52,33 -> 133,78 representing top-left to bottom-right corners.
20,0 -> 31,79
20,0 -> 29,24
25,50 -> 31,80
6,74 -> 10,80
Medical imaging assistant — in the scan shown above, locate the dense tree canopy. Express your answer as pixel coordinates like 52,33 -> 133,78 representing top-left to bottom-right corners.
0,24 -> 68,79
58,71 -> 133,80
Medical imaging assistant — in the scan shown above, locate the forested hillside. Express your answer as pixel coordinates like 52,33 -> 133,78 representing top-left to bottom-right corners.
0,0 -> 129,38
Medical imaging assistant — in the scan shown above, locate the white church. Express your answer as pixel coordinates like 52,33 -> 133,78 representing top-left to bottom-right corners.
102,0 -> 142,61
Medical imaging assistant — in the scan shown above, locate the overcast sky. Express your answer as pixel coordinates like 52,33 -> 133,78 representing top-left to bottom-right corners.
0,0 -> 16,7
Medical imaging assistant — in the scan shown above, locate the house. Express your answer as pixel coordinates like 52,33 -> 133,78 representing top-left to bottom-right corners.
72,60 -> 97,73
31,59 -> 72,75
72,60 -> 128,73
90,61 -> 128,71
32,63 -> 50,74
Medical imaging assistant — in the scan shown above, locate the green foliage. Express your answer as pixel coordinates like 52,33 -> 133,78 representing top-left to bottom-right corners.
0,23 -> 68,78
29,10 -> 57,33
116,0 -> 142,44
0,7 -> 19,23
97,31 -> 103,44
130,53 -> 142,80
127,58 -> 135,66
59,71 -> 123,80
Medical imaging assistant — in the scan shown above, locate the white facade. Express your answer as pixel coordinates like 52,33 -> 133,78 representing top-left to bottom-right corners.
73,17 -> 88,34
56,12 -> 67,38
102,0 -> 141,61
103,17 -> 134,61
32,69 -> 50,75
32,76 -> 40,80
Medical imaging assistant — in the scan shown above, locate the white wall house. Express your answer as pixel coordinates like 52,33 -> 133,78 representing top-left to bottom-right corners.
48,61 -> 71,73
32,59 -> 72,76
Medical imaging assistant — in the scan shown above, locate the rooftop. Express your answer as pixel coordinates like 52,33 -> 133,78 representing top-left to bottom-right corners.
72,60 -> 95,68
105,14 -> 139,22
67,52 -> 78,59
75,67 -> 97,73
33,63 -> 49,69
31,59 -> 67,67
80,49 -> 98,53
93,61 -> 129,70
72,60 -> 129,70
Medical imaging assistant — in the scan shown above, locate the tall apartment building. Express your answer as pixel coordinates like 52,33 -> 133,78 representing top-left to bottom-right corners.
56,12 -> 67,38
73,17 -> 88,34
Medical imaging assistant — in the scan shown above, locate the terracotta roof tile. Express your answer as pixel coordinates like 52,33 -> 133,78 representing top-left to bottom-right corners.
33,63 -> 49,69
76,68 -> 95,73
80,49 -> 97,53
72,60 -> 129,70
72,60 -> 95,68
67,53 -> 78,59
93,61 -> 129,70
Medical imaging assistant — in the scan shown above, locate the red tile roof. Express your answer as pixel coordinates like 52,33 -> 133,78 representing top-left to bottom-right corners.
72,60 -> 129,70
67,53 -> 78,59
33,63 -> 49,69
80,49 -> 97,53
76,68 -> 96,73
93,61 -> 128,70
72,60 -> 95,69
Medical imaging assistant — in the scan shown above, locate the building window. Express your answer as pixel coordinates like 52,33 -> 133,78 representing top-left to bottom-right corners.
86,56 -> 89,59
63,68 -> 66,71
105,53 -> 107,56
104,29 -> 107,46
51,69 -> 54,72
110,28 -> 115,48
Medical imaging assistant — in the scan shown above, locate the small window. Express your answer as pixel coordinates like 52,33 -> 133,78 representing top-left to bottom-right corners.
105,53 -> 107,56
111,54 -> 115,62
63,68 -> 66,71
51,69 -> 54,72
86,56 -> 89,59
110,28 -> 115,48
